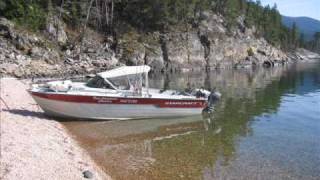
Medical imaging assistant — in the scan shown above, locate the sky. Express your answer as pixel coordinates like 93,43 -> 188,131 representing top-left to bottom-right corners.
260,0 -> 320,20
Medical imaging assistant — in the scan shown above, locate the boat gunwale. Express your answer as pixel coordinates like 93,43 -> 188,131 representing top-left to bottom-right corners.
28,90 -> 207,102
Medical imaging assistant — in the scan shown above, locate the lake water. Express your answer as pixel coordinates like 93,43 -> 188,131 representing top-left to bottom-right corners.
62,62 -> 320,180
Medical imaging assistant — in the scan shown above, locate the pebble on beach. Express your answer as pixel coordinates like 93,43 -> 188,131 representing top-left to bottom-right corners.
83,170 -> 93,179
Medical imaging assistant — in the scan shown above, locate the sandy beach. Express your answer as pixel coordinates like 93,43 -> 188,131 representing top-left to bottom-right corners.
0,78 -> 111,180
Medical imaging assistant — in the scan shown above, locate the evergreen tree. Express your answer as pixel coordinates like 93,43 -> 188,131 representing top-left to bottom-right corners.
244,1 -> 255,27
0,0 -> 6,15
224,0 -> 241,29
69,0 -> 82,28
313,32 -> 320,51
279,26 -> 291,50
238,0 -> 247,13
291,22 -> 299,49
299,33 -> 305,48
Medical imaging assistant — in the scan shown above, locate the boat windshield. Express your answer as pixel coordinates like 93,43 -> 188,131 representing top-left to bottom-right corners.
86,74 -> 145,92
108,76 -> 131,90
86,76 -> 114,89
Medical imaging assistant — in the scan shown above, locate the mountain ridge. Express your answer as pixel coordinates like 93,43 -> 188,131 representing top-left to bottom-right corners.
282,16 -> 320,41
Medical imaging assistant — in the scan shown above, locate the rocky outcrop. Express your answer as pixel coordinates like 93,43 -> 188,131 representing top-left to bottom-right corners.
289,48 -> 320,61
0,17 -> 118,78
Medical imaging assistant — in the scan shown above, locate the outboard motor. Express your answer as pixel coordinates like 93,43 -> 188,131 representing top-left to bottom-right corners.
203,89 -> 221,113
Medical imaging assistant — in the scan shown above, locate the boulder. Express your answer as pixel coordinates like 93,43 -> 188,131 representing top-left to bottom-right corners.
44,50 -> 60,64
7,52 -> 15,60
0,17 -> 14,39
257,49 -> 267,56
13,68 -> 24,77
57,28 -> 68,45
16,54 -> 26,61
0,63 -> 18,75
65,49 -> 72,56
65,58 -> 75,65
28,34 -> 45,46
13,35 -> 31,51
46,16 -> 68,45
30,47 -> 44,58
84,48 -> 96,54
0,54 -> 5,61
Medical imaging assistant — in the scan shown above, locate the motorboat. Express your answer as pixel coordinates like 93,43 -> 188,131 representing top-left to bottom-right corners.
29,65 -> 220,120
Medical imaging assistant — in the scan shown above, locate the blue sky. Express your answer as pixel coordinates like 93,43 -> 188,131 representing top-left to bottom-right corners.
260,0 -> 320,20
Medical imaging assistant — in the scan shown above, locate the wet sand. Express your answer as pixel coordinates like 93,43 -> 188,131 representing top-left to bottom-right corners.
0,78 -> 111,180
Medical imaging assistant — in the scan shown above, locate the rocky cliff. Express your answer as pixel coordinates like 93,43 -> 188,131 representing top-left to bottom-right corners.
0,12 -> 313,78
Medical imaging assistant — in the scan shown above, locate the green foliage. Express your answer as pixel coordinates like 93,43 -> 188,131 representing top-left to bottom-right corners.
299,33 -> 305,47
1,0 -> 47,31
0,0 -> 6,13
62,0 -> 83,29
305,32 -> 320,52
116,0 -> 209,31
290,22 -> 300,48
224,0 -> 241,29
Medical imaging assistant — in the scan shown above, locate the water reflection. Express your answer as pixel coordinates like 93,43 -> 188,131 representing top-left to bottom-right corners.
63,62 -> 320,180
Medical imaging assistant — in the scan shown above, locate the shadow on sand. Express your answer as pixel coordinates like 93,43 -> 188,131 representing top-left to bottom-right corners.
2,108 -> 113,122
2,108 -> 48,119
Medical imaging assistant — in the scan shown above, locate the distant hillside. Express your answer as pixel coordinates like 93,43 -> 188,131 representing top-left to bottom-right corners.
282,16 -> 320,41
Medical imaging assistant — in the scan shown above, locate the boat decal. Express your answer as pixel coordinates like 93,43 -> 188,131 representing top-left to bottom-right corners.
93,97 -> 118,103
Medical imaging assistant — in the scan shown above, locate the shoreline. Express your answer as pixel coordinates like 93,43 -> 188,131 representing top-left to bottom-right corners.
1,58 -> 320,81
0,78 -> 111,179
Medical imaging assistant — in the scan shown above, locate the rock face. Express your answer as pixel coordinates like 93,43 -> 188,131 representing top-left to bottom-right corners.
0,12 -> 317,78
117,13 -> 291,72
165,31 -> 204,71
46,16 -> 68,45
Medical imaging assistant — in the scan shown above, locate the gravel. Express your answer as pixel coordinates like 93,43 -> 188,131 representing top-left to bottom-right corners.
0,78 -> 111,180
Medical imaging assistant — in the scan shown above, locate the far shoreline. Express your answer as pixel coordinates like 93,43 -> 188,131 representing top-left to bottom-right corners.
2,58 -> 319,81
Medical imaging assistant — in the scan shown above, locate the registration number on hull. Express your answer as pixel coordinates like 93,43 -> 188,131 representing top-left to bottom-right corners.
92,96 -> 204,108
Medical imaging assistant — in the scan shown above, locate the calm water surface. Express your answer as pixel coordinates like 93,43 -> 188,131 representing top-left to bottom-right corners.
63,62 -> 320,180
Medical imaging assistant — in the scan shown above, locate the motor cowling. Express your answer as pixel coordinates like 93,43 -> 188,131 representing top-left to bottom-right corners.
208,91 -> 221,107
203,90 -> 221,113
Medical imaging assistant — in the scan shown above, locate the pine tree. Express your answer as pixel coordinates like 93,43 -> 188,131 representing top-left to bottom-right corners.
291,22 -> 299,49
313,32 -> 320,51
224,0 -> 241,29
69,1 -> 82,28
299,33 -> 305,48
0,0 -> 6,15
